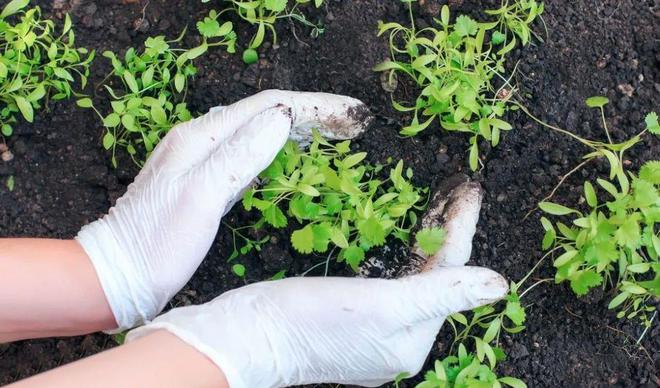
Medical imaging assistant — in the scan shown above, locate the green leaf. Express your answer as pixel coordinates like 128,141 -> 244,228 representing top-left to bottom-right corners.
77,98 -> 94,108
499,377 -> 527,388
14,96 -> 33,122
1,124 -> 13,136
264,204 -> 288,227
6,175 -> 15,192
357,216 -> 387,246
343,245 -> 365,271
483,317 -> 501,343
232,263 -> 246,277
504,300 -> 526,326
441,5 -> 450,25
584,181 -> 597,207
415,227 -> 447,255
150,104 -> 168,126
291,225 -> 315,254
1,0 -> 29,18
570,270 -> 602,296
455,15 -> 479,37
103,113 -> 121,128
123,71 -> 140,94
469,140 -> 479,171
264,0 -> 287,12
645,112 -> 660,135
539,201 -> 578,216
243,48 -> 259,64
54,68 -> 74,82
491,31 -> 506,45
607,292 -> 629,310
639,160 -> 660,184
585,96 -> 609,108
330,228 -> 349,248
102,132 -> 115,150
175,73 -> 186,93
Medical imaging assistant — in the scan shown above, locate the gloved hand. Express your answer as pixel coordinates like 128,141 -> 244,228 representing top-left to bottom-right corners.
126,182 -> 508,388
75,90 -> 372,331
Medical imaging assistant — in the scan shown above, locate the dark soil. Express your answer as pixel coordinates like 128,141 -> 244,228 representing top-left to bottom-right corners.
1,0 -> 658,387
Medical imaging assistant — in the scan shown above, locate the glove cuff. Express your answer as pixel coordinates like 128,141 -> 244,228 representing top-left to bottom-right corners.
76,219 -> 150,332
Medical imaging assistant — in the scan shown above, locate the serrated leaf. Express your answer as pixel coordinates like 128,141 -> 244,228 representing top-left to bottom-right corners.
570,270 -> 602,296
644,112 -> 659,135
343,245 -> 365,271
291,225 -> 314,254
415,227 -> 447,255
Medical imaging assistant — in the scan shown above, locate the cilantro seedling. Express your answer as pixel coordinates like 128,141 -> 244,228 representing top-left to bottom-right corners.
78,33 -> 200,167
0,0 -> 94,138
242,130 -> 427,271
540,164 -> 659,327
202,0 -> 325,63
374,2 -> 542,170
416,344 -> 527,388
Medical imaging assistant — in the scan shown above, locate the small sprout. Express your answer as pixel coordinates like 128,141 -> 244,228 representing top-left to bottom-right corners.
585,96 -> 609,108
6,175 -> 14,191
232,263 -> 246,278
242,48 -> 259,65
214,0 -> 325,54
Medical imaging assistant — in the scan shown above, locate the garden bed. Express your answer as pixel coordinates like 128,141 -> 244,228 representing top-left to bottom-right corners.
0,0 -> 658,386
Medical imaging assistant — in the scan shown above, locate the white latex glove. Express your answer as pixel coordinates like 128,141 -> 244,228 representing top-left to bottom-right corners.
126,182 -> 509,388
76,90 -> 372,331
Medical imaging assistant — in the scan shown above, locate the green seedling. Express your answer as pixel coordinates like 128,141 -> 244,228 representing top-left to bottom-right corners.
196,9 -> 238,53
486,0 -> 545,46
0,0 -> 94,137
202,0 -> 325,64
415,344 -> 526,388
374,1 -> 543,170
225,222 -> 271,261
242,130 -> 427,271
6,175 -> 14,191
540,163 -> 659,327
232,263 -> 247,278
78,33 -> 203,167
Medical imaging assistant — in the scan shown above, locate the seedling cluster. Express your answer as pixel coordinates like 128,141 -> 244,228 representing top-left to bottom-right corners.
241,130 -> 427,270
539,102 -> 659,327
0,0 -> 93,137
375,0 -> 543,170
201,0 -> 324,64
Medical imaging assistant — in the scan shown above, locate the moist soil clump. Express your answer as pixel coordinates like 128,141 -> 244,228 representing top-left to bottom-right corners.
0,1 -> 658,386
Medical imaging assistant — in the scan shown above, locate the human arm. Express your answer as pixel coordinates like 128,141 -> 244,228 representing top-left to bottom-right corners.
7,329 -> 228,388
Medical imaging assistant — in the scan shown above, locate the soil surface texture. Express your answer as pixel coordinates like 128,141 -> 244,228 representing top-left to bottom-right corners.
0,0 -> 658,387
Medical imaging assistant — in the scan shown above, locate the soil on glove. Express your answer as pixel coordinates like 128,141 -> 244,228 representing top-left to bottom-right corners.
0,0 -> 658,386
